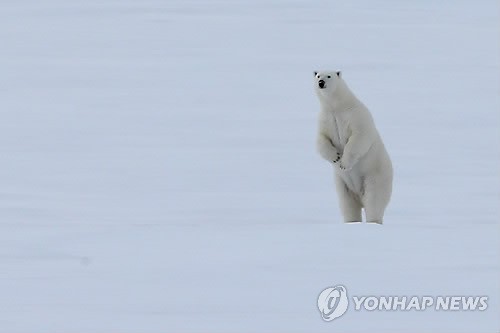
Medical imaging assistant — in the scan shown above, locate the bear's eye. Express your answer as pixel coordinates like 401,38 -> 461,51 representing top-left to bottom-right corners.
327,75 -> 331,78
316,75 -> 320,79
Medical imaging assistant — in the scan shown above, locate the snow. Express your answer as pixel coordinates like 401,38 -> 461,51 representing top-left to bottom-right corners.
0,0 -> 498,332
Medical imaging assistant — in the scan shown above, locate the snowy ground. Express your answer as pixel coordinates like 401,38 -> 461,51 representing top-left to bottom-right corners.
0,0 -> 498,332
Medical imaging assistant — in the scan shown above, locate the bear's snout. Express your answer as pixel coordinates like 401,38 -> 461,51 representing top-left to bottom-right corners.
318,80 -> 325,89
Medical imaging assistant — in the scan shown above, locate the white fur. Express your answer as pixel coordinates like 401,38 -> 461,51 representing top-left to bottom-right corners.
314,71 -> 393,224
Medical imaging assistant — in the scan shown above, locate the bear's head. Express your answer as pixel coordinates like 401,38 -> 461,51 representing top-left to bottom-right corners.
314,70 -> 342,95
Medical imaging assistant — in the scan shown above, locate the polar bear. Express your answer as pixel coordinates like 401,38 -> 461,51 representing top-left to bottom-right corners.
314,70 -> 393,224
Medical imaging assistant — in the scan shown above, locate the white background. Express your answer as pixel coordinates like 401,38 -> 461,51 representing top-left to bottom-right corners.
0,0 -> 498,332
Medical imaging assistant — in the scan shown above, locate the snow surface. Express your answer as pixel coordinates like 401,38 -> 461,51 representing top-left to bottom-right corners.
0,0 -> 499,332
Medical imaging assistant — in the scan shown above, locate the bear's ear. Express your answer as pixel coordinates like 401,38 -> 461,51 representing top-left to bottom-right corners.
314,71 -> 318,76
336,71 -> 342,78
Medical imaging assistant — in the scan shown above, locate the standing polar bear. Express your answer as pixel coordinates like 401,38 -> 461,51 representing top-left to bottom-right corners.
314,70 -> 393,224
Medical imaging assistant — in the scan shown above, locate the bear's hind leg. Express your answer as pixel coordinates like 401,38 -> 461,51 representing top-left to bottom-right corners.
335,176 -> 362,223
364,203 -> 385,224
363,180 -> 391,224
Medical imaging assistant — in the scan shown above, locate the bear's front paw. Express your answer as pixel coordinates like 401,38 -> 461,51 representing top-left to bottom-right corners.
332,152 -> 341,164
339,159 -> 352,171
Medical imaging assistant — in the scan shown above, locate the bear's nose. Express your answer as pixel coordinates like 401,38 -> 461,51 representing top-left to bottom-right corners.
318,80 -> 325,88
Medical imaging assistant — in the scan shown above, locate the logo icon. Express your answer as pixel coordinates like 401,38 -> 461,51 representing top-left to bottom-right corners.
317,285 -> 349,321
